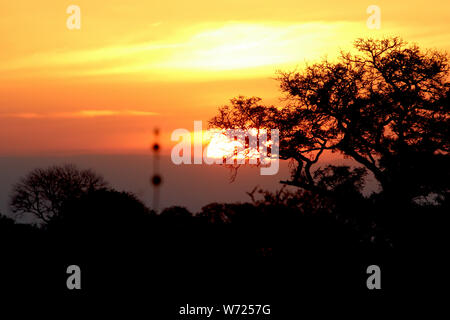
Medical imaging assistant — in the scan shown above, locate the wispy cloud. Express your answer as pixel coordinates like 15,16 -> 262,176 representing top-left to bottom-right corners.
2,20 -> 448,82
0,21 -> 366,80
0,110 -> 159,119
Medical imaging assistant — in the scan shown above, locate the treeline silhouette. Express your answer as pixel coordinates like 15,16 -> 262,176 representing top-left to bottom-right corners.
0,164 -> 446,301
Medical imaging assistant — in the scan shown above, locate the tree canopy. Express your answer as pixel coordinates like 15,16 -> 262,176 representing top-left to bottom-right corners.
210,37 -> 450,204
10,164 -> 108,223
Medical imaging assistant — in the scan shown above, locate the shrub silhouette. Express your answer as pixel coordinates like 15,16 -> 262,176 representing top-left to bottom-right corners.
50,188 -> 155,237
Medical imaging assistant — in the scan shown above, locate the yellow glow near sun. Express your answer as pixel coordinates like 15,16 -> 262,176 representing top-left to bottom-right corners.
205,130 -> 243,160
93,21 -> 364,79
0,21 -> 366,81
203,129 -> 275,163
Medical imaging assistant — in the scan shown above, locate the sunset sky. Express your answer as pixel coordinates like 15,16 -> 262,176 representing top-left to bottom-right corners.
1,0 -> 449,155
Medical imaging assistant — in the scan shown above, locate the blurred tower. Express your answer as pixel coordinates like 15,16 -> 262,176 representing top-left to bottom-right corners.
150,128 -> 162,212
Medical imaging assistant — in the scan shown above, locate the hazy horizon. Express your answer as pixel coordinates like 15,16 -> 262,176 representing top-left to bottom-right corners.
0,154 -> 379,221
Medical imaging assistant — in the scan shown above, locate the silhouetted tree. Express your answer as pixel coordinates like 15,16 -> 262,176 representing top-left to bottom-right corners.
0,213 -> 15,231
313,165 -> 367,196
10,164 -> 108,224
160,206 -> 192,219
210,37 -> 450,204
159,206 -> 193,227
0,211 -> 40,242
209,96 -> 278,143
51,188 -> 154,235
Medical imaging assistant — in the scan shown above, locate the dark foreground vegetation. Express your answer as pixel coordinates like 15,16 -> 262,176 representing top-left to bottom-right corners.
0,165 -> 447,309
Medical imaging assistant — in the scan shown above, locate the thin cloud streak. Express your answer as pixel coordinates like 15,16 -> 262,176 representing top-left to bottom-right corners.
0,110 -> 159,119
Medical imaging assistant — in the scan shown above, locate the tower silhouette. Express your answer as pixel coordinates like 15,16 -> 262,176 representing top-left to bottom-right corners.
150,128 -> 162,212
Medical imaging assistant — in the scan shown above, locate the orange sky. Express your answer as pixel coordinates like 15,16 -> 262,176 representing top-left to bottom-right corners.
1,0 -> 449,155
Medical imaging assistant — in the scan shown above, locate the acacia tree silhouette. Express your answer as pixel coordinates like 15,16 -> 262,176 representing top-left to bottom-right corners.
10,164 -> 108,223
210,37 -> 450,204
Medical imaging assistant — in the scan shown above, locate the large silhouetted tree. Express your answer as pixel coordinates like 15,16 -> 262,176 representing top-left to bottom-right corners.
209,96 -> 278,134
50,188 -> 154,237
10,164 -> 108,223
210,37 -> 450,204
